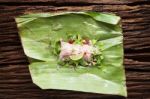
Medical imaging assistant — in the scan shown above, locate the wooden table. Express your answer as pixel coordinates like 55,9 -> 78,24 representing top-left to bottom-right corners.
0,0 -> 150,99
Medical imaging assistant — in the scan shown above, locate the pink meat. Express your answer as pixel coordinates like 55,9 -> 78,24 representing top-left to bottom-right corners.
82,44 -> 93,61
59,41 -> 73,60
59,40 -> 97,61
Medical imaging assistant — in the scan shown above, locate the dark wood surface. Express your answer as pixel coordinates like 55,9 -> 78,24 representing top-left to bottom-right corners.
0,0 -> 150,99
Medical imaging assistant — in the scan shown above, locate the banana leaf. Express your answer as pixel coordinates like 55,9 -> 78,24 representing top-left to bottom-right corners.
15,12 -> 127,97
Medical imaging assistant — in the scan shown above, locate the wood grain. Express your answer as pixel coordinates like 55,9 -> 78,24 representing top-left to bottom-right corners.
0,0 -> 149,4
0,1 -> 150,99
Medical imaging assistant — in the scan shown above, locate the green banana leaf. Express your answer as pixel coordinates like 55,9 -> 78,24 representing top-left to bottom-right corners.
15,12 -> 127,97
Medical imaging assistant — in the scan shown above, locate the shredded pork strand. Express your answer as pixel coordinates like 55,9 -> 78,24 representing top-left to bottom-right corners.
59,41 -> 97,61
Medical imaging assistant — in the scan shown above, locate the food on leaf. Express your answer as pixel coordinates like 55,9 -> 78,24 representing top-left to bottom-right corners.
15,12 -> 127,97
